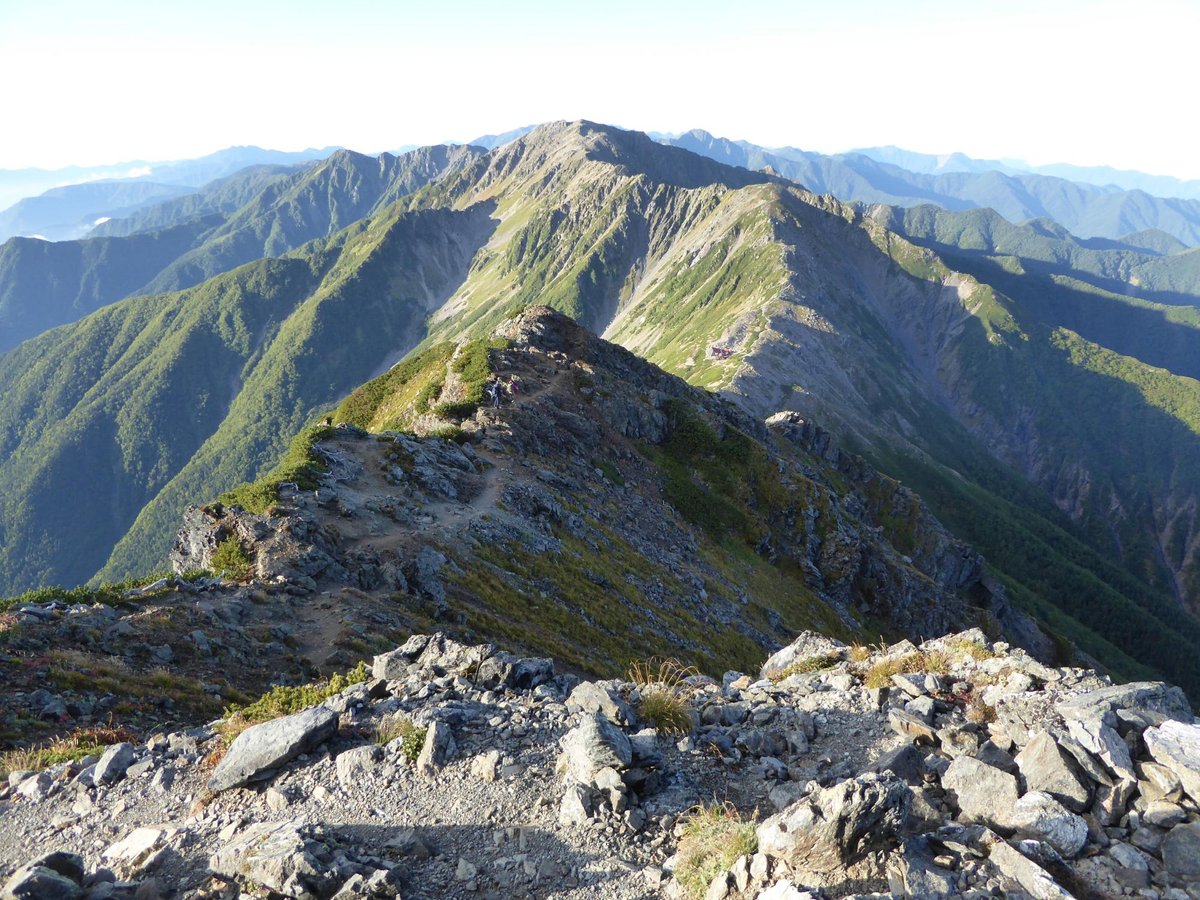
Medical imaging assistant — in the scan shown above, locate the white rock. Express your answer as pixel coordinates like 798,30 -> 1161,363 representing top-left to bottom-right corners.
1144,720 -> 1200,803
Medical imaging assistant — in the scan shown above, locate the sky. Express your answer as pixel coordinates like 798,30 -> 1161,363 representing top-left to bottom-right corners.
1,0 -> 1197,179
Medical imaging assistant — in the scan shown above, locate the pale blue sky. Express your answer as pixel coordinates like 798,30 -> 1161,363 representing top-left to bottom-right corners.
1,0 -> 1195,177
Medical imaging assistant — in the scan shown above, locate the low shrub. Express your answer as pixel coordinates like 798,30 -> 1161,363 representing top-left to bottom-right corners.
0,723 -> 138,778
377,715 -> 426,762
211,537 -> 253,581
769,653 -> 840,682
219,662 -> 369,744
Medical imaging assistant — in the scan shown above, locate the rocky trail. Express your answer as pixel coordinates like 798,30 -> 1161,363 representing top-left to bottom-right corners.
4,629 -> 1200,899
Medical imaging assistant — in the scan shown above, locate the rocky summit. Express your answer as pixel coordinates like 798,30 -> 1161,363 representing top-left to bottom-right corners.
3,629 -> 1200,899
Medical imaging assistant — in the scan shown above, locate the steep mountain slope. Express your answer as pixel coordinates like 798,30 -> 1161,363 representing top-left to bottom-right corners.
4,121 -> 1200,696
0,219 -> 217,353
662,130 -> 1200,246
89,164 -> 301,238
0,180 -> 192,243
0,145 -> 482,352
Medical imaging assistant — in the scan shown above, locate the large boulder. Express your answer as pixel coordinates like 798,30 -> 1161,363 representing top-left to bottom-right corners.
980,831 -> 1075,900
557,713 -> 632,785
1010,791 -> 1088,857
1143,720 -> 1200,804
0,853 -> 86,900
1014,732 -> 1091,813
415,720 -> 456,777
475,652 -> 555,691
760,632 -> 847,680
209,706 -> 338,793
1056,682 -> 1191,727
941,756 -> 1019,832
93,742 -> 134,785
1161,821 -> 1200,881
566,680 -> 634,726
757,773 -> 910,874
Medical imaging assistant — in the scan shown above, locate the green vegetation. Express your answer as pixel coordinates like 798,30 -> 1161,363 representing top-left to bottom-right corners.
674,805 -> 758,900
646,398 -> 788,546
769,652 -> 841,682
210,537 -> 253,581
219,661 -> 369,743
335,337 -> 511,431
0,571 -> 206,613
39,648 -> 225,722
376,715 -> 427,762
219,425 -> 334,513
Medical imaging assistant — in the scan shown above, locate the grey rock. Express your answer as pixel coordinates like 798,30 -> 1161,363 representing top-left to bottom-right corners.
905,695 -> 936,724
93,742 -> 135,786
475,652 -> 555,691
1015,732 -> 1091,812
25,853 -> 84,884
208,706 -> 338,792
566,680 -> 634,726
864,743 -> 927,785
0,865 -> 82,900
416,720 -> 456,777
335,745 -> 382,788
1137,759 -> 1184,802
981,831 -> 1075,899
558,713 -> 632,784
888,708 -> 937,744
887,836 -> 956,899
757,773 -> 909,874
1066,717 -> 1136,783
759,632 -> 846,680
942,756 -> 1019,832
209,819 -> 339,898
1056,681 -> 1191,726
1010,791 -> 1088,857
1143,799 -> 1186,828
558,784 -> 592,826
1161,822 -> 1200,880
15,772 -> 52,802
1144,720 -> 1200,804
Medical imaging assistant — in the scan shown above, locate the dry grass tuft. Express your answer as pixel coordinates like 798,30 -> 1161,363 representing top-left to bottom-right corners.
674,803 -> 758,899
862,650 -> 951,689
628,657 -> 700,735
0,723 -> 137,778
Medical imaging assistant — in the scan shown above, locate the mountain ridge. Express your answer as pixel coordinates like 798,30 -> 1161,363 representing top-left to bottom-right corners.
2,120 -> 1200,698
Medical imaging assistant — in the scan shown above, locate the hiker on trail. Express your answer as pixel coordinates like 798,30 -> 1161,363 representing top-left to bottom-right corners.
488,378 -> 502,408
508,375 -> 522,396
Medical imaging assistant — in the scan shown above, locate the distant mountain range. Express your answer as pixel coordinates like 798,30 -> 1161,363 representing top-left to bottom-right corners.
0,145 -> 482,352
657,130 -> 1200,247
0,145 -> 339,239
856,145 -> 1200,200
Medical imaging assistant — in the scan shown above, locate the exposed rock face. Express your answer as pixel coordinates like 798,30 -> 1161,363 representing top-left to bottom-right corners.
757,774 -> 910,874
